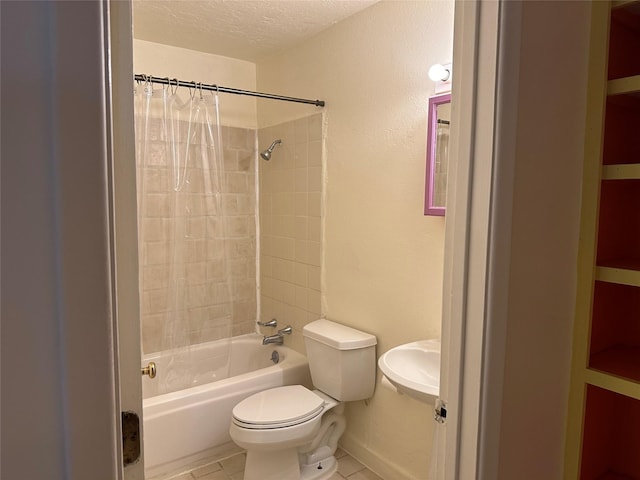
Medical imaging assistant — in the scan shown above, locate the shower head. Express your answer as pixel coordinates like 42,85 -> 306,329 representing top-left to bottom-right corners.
260,139 -> 282,161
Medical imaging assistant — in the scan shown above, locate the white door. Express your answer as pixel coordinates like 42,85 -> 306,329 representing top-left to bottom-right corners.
106,1 -> 145,479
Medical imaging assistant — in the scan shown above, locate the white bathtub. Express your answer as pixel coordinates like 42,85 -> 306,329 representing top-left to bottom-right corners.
142,334 -> 311,477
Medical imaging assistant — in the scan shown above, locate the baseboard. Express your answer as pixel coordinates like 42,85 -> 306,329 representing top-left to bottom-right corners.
339,434 -> 425,480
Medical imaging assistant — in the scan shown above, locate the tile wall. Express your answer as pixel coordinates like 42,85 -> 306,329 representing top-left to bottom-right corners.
258,113 -> 323,352
138,122 -> 257,354
221,127 -> 258,338
139,113 -> 323,355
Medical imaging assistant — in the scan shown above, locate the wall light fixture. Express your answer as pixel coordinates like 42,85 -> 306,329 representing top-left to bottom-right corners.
429,63 -> 452,94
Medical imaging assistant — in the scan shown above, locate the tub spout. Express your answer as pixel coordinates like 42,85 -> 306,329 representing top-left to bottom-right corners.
262,325 -> 292,345
262,334 -> 284,345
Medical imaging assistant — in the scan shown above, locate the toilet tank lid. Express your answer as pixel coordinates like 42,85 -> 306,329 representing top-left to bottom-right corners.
303,319 -> 377,350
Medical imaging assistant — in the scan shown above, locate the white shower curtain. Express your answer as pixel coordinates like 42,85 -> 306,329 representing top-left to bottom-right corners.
134,80 -> 233,394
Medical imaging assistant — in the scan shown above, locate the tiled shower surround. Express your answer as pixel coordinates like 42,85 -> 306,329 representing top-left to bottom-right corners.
139,124 -> 257,354
139,113 -> 322,355
259,113 -> 323,352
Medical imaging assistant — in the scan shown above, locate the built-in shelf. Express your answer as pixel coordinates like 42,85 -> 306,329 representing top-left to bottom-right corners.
602,163 -> 640,180
586,369 -> 640,402
569,3 -> 640,478
595,265 -> 640,287
589,280 -> 640,389
608,74 -> 640,94
581,385 -> 640,479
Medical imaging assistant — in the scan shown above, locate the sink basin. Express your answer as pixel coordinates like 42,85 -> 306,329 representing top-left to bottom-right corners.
378,339 -> 440,403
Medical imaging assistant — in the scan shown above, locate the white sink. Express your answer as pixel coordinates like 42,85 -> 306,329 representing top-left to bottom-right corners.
378,339 -> 440,403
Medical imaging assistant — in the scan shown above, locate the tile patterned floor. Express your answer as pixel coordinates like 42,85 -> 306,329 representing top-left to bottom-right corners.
161,448 -> 383,480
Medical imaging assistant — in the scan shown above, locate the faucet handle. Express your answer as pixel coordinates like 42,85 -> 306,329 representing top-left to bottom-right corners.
257,319 -> 278,328
278,326 -> 293,335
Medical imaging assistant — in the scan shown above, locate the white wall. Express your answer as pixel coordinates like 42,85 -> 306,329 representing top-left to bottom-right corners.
257,2 -> 454,478
133,39 -> 257,129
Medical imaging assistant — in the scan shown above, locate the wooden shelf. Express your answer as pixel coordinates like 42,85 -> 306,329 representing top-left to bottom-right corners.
596,265 -> 640,287
589,280 -> 640,388
608,75 -> 640,95
602,163 -> 640,179
586,367 -> 640,401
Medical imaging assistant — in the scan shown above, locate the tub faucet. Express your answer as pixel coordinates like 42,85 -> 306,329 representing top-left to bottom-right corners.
262,334 -> 284,345
262,325 -> 293,345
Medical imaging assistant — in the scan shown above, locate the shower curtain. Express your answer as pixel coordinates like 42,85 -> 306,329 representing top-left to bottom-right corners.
134,80 -> 233,394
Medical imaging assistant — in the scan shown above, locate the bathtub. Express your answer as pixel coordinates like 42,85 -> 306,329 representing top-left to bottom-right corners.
142,333 -> 311,477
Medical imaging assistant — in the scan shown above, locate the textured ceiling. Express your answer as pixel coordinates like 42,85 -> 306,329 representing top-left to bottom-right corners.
132,0 -> 379,62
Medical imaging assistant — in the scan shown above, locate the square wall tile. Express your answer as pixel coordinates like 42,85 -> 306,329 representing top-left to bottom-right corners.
294,117 -> 308,145
308,113 -> 323,142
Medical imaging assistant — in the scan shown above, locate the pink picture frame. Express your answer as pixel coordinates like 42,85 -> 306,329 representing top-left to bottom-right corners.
424,93 -> 451,216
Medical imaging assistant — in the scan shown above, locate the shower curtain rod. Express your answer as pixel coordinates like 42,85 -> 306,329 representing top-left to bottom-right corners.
134,74 -> 325,107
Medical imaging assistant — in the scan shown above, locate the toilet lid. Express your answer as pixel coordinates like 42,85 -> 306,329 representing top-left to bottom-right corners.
232,385 -> 325,428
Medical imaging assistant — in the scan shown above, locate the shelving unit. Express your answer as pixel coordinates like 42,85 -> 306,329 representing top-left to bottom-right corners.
566,1 -> 640,478
581,386 -> 640,480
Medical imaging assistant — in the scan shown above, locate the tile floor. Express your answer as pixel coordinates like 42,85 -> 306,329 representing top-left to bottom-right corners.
162,448 -> 383,480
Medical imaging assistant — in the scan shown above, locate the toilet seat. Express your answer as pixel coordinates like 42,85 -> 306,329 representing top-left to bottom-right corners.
232,385 -> 325,430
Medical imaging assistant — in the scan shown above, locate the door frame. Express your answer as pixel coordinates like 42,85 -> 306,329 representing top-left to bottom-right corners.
438,1 -> 519,478
106,1 -> 145,478
105,1 -> 506,479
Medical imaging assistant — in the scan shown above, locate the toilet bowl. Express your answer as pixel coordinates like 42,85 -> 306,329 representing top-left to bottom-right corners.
229,319 -> 377,480
230,386 -> 343,480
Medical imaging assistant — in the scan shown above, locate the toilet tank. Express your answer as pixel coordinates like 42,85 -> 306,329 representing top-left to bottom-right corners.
302,319 -> 377,401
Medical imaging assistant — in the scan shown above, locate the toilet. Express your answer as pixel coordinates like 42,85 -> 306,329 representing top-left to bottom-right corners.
229,319 -> 377,480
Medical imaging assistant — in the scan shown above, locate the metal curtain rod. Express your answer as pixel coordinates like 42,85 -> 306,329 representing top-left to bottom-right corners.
134,74 -> 325,107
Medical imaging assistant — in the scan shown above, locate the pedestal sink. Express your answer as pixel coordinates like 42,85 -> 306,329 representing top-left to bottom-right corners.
378,339 -> 440,403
